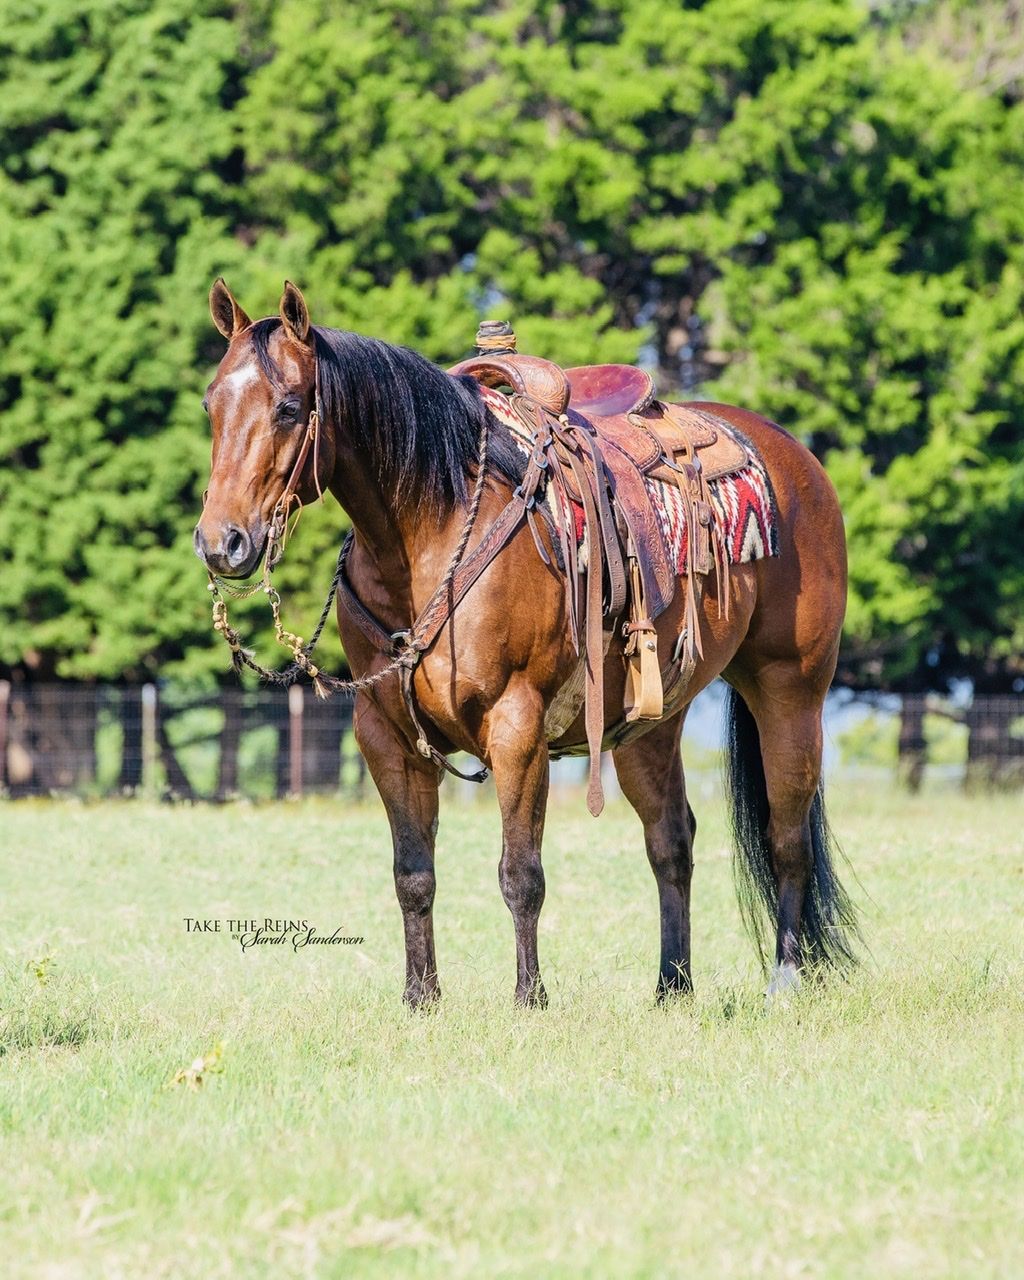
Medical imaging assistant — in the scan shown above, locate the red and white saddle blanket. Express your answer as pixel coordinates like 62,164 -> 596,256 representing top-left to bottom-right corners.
484,388 -> 778,571
649,458 -> 777,570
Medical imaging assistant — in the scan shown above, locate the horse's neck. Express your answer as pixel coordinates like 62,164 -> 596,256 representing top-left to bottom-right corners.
325,395 -> 511,629
330,458 -> 514,643
327,444 -> 403,562
326,436 -> 455,629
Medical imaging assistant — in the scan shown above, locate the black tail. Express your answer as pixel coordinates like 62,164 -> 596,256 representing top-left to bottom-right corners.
724,686 -> 860,971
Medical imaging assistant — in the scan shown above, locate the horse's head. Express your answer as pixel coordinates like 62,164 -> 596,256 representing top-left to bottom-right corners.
194,279 -> 330,578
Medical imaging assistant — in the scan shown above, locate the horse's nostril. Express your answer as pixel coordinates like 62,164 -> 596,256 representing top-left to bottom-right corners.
225,526 -> 249,565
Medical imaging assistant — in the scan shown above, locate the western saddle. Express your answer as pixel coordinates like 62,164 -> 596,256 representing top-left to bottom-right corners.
449,321 -> 752,815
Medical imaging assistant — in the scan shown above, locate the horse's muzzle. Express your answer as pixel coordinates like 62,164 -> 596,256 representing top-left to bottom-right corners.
193,521 -> 263,579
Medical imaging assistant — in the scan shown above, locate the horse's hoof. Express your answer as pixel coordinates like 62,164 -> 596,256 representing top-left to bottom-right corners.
655,977 -> 694,1003
515,981 -> 548,1009
765,961 -> 801,1004
403,983 -> 441,1010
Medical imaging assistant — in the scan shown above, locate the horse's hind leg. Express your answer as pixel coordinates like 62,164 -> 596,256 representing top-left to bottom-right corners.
613,711 -> 695,998
486,682 -> 550,1007
752,681 -> 820,992
726,661 -> 856,992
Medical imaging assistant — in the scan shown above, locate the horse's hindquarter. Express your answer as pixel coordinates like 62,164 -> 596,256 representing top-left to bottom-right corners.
690,402 -> 848,686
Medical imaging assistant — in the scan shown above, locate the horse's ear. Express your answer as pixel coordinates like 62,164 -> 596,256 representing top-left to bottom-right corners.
210,278 -> 251,340
280,280 -> 311,344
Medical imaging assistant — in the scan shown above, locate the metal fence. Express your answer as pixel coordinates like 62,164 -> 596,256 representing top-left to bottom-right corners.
827,690 -> 1024,792
0,682 -> 367,801
0,681 -> 1021,800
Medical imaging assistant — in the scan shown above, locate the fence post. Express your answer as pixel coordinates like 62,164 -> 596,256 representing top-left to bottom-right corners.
118,687 -> 143,792
288,684 -> 304,797
0,680 -> 9,790
141,683 -> 158,797
897,693 -> 926,793
216,690 -> 243,801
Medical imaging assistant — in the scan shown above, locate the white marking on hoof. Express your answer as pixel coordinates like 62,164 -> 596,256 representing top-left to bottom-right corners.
766,961 -> 801,1003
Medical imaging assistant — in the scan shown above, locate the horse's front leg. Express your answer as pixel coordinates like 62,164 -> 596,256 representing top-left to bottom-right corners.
354,695 -> 442,1007
487,684 -> 550,1007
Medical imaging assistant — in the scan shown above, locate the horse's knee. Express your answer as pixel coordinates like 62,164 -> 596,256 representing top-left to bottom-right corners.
394,847 -> 435,916
499,850 -> 545,918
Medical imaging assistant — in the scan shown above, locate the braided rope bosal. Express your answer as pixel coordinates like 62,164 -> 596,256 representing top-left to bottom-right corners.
207,405 -> 492,703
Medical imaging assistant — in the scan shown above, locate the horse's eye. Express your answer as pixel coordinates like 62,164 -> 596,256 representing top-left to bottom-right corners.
277,399 -> 301,426
201,397 -> 209,415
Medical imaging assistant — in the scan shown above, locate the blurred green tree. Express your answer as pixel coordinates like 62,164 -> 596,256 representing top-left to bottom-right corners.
0,0 -> 1021,747
0,0 -> 247,682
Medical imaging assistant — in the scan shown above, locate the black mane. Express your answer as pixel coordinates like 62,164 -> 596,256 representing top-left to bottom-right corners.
249,319 -> 524,516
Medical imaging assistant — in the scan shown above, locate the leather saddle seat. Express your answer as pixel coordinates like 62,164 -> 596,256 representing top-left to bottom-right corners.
449,352 -> 749,485
565,364 -> 656,417
451,354 -> 655,418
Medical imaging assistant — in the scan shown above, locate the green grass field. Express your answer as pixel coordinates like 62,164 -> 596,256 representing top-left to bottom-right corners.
2,784 -> 1022,1278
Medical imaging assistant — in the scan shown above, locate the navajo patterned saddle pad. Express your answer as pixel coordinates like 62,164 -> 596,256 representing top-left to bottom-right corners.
644,454 -> 777,571
559,454 -> 778,571
485,388 -> 778,573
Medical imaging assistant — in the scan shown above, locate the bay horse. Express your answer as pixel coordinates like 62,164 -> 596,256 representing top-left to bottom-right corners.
194,279 -> 858,1007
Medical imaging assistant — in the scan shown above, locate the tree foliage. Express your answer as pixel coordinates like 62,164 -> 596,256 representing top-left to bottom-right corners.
0,0 -> 1021,692
0,0 -> 245,680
